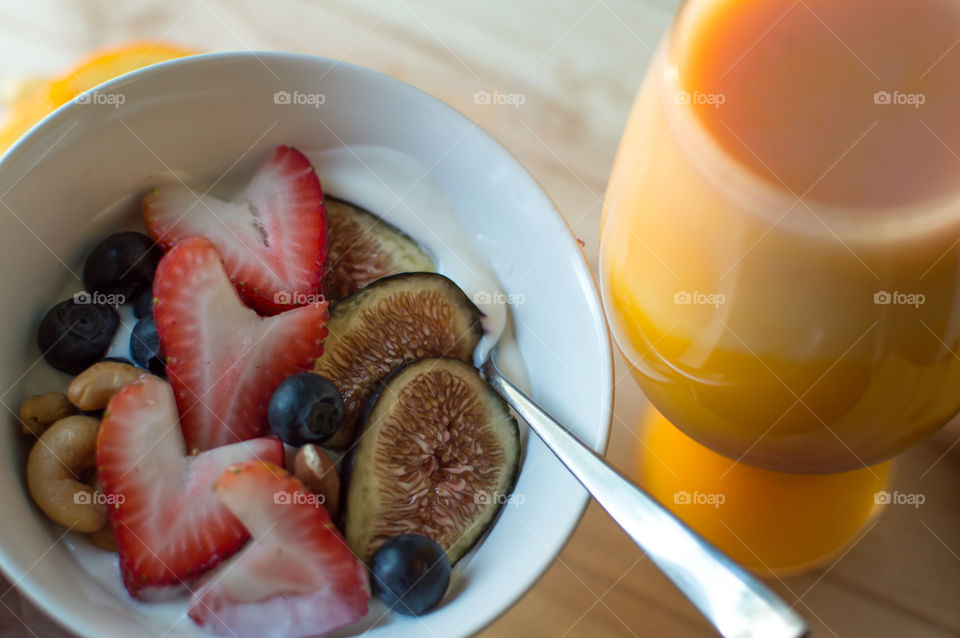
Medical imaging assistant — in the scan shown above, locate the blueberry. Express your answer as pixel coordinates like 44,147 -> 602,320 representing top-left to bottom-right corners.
132,287 -> 155,319
130,315 -> 165,375
267,373 -> 343,446
82,232 -> 161,301
372,534 -> 450,616
38,299 -> 120,374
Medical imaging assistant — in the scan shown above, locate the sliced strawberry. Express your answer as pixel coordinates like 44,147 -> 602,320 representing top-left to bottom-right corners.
96,375 -> 284,600
143,145 -> 327,315
154,236 -> 328,451
189,461 -> 370,638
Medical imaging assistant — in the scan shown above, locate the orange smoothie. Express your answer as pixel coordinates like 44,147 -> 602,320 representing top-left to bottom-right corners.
602,0 -> 960,472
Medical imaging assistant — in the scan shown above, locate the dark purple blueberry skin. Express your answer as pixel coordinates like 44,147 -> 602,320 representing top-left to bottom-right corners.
267,373 -> 343,446
38,299 -> 119,374
130,315 -> 165,376
82,231 -> 161,300
372,534 -> 451,616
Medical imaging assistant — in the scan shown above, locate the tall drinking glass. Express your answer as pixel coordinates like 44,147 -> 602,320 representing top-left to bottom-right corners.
601,0 -> 960,473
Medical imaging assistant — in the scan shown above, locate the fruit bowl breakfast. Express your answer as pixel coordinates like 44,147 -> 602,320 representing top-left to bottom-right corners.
0,53 -> 612,638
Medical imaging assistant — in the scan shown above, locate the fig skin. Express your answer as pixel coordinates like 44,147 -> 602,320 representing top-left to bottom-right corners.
315,273 -> 483,450
343,357 -> 521,565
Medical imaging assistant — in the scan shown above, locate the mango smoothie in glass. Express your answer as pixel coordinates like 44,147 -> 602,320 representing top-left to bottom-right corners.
601,0 -> 960,473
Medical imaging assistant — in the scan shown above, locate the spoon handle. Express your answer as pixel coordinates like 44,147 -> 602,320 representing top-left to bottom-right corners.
482,358 -> 808,638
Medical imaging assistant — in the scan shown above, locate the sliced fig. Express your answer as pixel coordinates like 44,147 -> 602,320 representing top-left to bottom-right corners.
344,357 -> 520,564
324,198 -> 434,300
315,272 -> 483,449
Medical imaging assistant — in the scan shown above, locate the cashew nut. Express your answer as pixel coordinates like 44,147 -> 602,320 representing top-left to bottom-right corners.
67,361 -> 145,411
86,477 -> 117,551
19,392 -> 77,437
26,415 -> 106,532
88,525 -> 118,552
293,444 -> 340,519
85,477 -> 117,551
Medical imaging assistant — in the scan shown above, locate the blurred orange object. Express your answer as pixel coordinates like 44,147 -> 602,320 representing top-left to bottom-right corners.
0,42 -> 196,154
637,407 -> 891,575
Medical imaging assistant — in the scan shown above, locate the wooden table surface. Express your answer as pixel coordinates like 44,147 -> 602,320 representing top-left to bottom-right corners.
0,1 -> 958,637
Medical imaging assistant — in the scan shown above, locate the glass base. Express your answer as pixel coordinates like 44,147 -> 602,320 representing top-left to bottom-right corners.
634,407 -> 891,576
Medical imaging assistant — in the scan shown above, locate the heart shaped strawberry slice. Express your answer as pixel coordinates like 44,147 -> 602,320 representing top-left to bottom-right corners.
96,375 -> 284,600
189,461 -> 370,638
154,236 -> 328,452
143,145 -> 327,315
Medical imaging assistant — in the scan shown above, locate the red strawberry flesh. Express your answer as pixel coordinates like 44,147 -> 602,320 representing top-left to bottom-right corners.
189,461 -> 370,638
96,375 -> 284,600
153,236 -> 328,452
143,145 -> 327,315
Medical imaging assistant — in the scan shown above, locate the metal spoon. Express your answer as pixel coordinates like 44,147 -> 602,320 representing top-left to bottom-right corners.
481,348 -> 809,638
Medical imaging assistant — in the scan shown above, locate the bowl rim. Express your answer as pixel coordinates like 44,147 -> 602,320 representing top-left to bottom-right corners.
0,50 -> 614,638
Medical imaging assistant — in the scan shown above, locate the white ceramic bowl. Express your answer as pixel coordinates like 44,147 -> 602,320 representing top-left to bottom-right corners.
0,52 -> 612,638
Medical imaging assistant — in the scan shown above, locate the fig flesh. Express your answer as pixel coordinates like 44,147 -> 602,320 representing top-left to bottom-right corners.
315,272 -> 483,449
344,357 -> 520,564
324,198 -> 434,300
